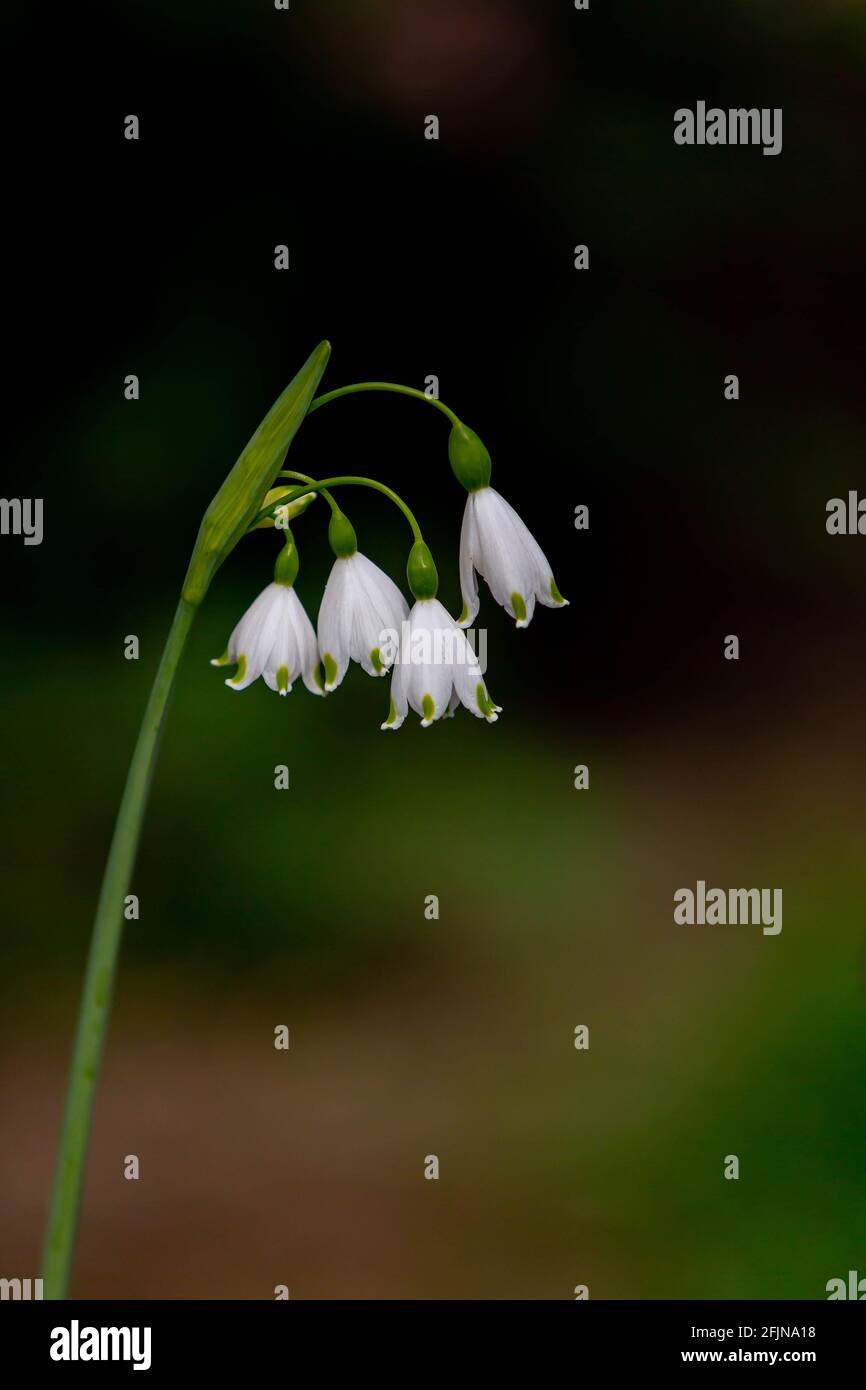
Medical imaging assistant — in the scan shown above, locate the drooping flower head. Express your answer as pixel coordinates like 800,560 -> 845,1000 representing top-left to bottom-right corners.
458,485 -> 568,629
317,510 -> 409,691
380,540 -> 500,730
211,528 -> 324,696
381,598 -> 500,730
448,422 -> 568,629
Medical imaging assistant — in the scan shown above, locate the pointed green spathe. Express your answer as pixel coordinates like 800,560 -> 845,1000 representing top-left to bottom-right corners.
183,341 -> 331,605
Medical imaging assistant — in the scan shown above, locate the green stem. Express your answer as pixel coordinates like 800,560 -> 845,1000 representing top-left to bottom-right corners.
41,596 -> 198,1298
260,475 -> 424,542
278,470 -> 340,517
307,381 -> 461,428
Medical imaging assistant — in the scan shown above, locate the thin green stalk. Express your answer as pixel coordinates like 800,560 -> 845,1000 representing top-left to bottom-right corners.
278,469 -> 340,516
307,381 -> 461,428
41,343 -> 330,1298
262,475 -> 424,541
41,597 -> 198,1298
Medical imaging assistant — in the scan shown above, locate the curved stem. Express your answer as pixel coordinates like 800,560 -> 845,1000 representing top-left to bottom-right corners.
307,381 -> 461,429
278,470 -> 340,517
255,475 -> 424,543
41,597 -> 198,1298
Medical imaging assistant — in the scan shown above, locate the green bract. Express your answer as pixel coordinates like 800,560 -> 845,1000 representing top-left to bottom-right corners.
182,340 -> 331,605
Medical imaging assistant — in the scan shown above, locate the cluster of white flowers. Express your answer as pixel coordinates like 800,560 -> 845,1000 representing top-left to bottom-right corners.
212,425 -> 567,729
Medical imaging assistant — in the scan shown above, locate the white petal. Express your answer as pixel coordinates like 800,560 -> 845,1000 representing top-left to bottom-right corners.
407,599 -> 463,725
346,566 -> 392,675
471,487 -> 535,621
286,588 -> 325,696
262,589 -> 298,695
217,584 -> 275,663
351,552 -> 409,625
481,487 -> 565,619
457,494 -> 481,628
349,552 -> 409,675
223,583 -> 285,690
317,559 -> 353,690
449,627 -> 499,721
381,632 -> 410,730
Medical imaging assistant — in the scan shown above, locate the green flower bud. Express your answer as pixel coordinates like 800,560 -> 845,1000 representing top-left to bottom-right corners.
182,341 -> 330,606
274,528 -> 300,587
406,539 -> 439,600
328,509 -> 358,558
448,421 -> 492,492
253,486 -> 316,528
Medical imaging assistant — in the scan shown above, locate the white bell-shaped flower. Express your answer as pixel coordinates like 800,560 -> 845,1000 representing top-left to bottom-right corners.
381,598 -> 501,730
317,551 -> 409,691
211,580 -> 324,697
458,485 -> 568,629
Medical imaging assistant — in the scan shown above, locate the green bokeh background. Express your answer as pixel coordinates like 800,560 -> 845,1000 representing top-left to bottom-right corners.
1,0 -> 864,1297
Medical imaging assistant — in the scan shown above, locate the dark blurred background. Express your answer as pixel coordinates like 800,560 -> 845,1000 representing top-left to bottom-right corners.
1,0 -> 864,1298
